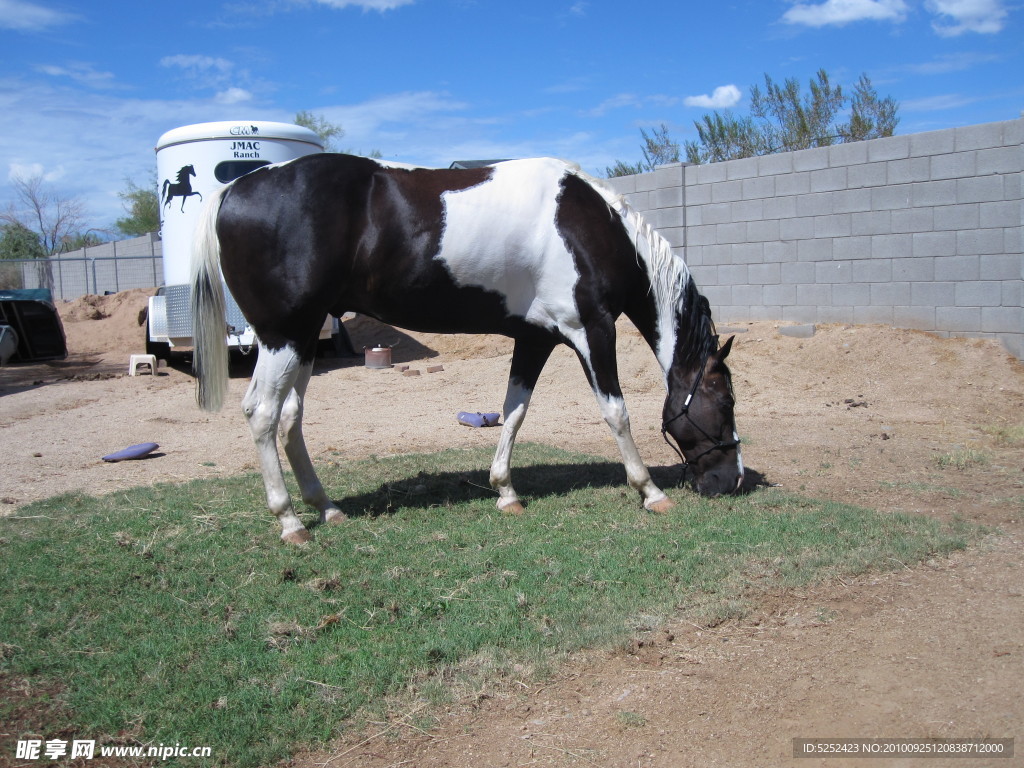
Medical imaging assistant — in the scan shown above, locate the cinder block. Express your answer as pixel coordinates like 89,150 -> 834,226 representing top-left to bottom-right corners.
746,219 -> 780,243
937,306 -> 982,332
854,305 -> 894,325
700,202 -> 733,225
741,175 -> 775,200
634,171 -> 659,193
891,207 -> 934,234
782,261 -> 816,284
979,201 -> 1019,228
888,157 -> 931,184
648,206 -> 684,230
1003,278 -> 1023,306
764,240 -> 798,263
778,323 -> 817,338
912,179 -> 957,207
871,234 -> 912,260
819,305 -> 854,323
871,184 -> 912,210
776,172 -> 811,196
763,195 -> 798,219
701,245 -> 733,265
757,152 -> 793,176
833,236 -> 872,261
934,255 -> 980,281
732,284 -> 764,305
871,282 -> 911,306
810,167 -> 847,192
748,305 -> 784,321
653,163 -> 685,189
780,216 -> 815,240
711,180 -> 744,203
687,224 -> 717,247
695,163 -> 727,185
832,188 -> 873,213
816,260 -> 853,284
913,231 -> 956,257
782,305 -> 818,323
954,122 -> 1004,151
660,227 -> 686,249
829,141 -> 868,167
957,175 -> 1005,204
851,210 -> 892,236
894,305 -> 936,331
793,146 -> 830,172
930,152 -> 976,181
956,228 -> 1004,256
732,243 -> 764,264
852,259 -> 892,283
732,198 -> 764,222
980,253 -> 1021,280
955,281 -> 1003,307
650,186 -> 682,209
814,214 -> 852,238
748,262 -> 781,285
725,157 -> 759,180
796,283 -> 831,305
848,162 -> 887,189
718,264 -> 748,285
982,306 -> 1022,334
911,281 -> 956,307
892,256 -> 935,282
867,134 -> 910,162
797,238 -> 833,262
763,283 -> 797,305
685,182 -> 711,206
716,221 -> 747,244
701,284 -> 731,307
931,203 -> 979,232
796,192 -> 834,217
910,128 -> 955,157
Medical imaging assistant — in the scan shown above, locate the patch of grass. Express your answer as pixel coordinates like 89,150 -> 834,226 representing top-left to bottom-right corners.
0,444 -> 979,767
983,424 -> 1024,446
935,448 -> 988,471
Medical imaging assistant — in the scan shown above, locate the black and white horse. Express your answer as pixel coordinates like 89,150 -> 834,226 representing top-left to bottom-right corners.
191,154 -> 743,544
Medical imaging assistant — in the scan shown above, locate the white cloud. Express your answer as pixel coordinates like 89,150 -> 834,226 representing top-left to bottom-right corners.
906,51 -> 998,74
925,0 -> 1008,35
684,85 -> 742,109
160,55 -> 234,78
299,0 -> 415,10
901,93 -> 978,111
782,0 -> 908,27
585,93 -> 642,117
215,87 -> 253,105
36,62 -> 118,90
569,1 -> 588,16
0,0 -> 77,31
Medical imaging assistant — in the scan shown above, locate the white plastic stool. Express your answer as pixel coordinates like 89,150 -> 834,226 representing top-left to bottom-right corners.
129,354 -> 157,376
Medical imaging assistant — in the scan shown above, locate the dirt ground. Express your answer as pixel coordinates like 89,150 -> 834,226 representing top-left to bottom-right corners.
1,289 -> 1021,767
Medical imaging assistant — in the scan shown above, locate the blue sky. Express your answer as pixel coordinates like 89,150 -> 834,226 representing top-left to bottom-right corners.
1,0 -> 1020,233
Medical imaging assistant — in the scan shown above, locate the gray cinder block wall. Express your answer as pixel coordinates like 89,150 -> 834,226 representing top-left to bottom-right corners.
604,118 -> 1023,359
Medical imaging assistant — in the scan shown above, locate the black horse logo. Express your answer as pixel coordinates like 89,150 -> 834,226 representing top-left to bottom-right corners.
162,164 -> 203,213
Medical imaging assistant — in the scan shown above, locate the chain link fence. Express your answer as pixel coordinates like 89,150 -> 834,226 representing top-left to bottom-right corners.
0,233 -> 163,300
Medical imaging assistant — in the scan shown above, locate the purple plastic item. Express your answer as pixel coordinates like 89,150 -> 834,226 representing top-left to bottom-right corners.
102,442 -> 159,462
457,412 -> 501,428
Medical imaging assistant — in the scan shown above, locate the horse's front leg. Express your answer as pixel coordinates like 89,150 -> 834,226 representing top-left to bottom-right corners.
489,338 -> 556,513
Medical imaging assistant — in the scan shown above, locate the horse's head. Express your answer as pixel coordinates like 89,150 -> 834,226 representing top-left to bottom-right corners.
662,335 -> 743,496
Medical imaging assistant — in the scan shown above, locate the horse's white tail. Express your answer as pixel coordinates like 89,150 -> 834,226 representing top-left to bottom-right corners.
190,185 -> 230,412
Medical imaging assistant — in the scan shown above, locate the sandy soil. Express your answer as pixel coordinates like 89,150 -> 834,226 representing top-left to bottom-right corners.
1,289 -> 1021,767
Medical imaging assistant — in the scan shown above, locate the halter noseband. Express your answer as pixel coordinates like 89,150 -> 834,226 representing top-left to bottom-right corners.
661,350 -> 740,486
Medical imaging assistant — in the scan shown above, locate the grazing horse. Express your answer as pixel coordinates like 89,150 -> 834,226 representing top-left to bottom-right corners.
162,165 -> 203,213
191,154 -> 743,544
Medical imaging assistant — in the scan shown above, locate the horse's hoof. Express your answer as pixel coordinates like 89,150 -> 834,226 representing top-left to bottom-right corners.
322,509 -> 348,525
646,497 -> 675,514
282,528 -> 313,545
498,500 -> 526,515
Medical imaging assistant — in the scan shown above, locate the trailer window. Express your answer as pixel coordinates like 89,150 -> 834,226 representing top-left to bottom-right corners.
215,160 -> 271,183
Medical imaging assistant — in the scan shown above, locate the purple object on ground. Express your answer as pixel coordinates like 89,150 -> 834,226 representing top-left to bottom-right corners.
102,442 -> 159,462
457,412 -> 501,428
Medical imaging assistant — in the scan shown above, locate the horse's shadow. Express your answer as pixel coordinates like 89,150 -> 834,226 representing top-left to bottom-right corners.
311,461 -> 770,523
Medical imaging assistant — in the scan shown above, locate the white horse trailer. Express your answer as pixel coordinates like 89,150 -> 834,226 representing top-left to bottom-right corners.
149,120 -> 332,358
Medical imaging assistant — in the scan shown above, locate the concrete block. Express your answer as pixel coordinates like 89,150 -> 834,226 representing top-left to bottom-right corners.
796,192 -> 834,217
888,156 -> 931,185
957,175 -> 1005,204
930,152 -> 976,181
763,283 -> 797,306
816,260 -> 853,284
780,216 -> 815,240
748,305 -> 784,321
833,236 -> 872,261
757,151 -> 793,176
634,171 -> 659,193
748,262 -> 781,285
956,228 -> 1004,256
810,167 -> 847,192
895,305 -> 936,331
688,224 -> 717,247
911,281 -> 956,307
912,179 -> 957,207
868,134 -> 910,162
763,195 -> 798,219
781,261 -> 816,284
871,184 -> 912,210
701,244 -> 733,265
700,202 -> 733,225
732,284 -> 765,305
1002,118 -> 1023,145
778,324 -> 817,338
851,210 -> 892,236
716,221 -> 747,244
660,227 -> 686,249
732,243 -> 764,264
980,253 -> 1022,280
891,207 -> 934,234
685,182 -> 711,206
796,283 -> 831,305
747,219 -> 781,242
955,281 -> 1003,307
732,198 -> 764,222
793,146 -> 830,172
892,256 -> 935,282
718,264 -> 748,285
726,157 -> 759,180
982,306 -> 1022,335
938,306 -> 982,332
711,180 -> 744,203
976,146 -> 1020,175
934,255 -> 980,281
871,281 -> 912,306
605,176 -> 635,196
648,207 -> 684,230
782,305 -> 819,323
910,128 -> 955,157
819,305 -> 854,323
954,122 -> 1004,151
871,234 -> 912,260
797,238 -> 833,262
763,240 -> 798,263
829,141 -> 868,167
931,203 -> 979,232
854,305 -> 894,325
653,163 -> 685,189
827,284 -> 868,305
912,231 -> 956,258
979,200 -> 1019,228
852,259 -> 892,283
701,284 -> 732,307
776,172 -> 811,196
848,162 -> 888,189
832,188 -> 873,213
814,213 -> 852,238
741,175 -> 775,200
650,186 -> 683,209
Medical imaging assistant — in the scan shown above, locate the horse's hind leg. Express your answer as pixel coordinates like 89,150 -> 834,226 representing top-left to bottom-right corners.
279,362 -> 345,526
490,338 -> 556,513
242,343 -> 312,544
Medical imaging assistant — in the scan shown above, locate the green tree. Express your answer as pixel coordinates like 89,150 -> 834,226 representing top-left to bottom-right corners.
295,110 -> 345,152
684,70 -> 898,164
606,123 -> 681,177
0,221 -> 46,260
116,174 -> 160,237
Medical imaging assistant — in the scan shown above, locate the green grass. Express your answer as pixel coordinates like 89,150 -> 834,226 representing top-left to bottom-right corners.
0,444 -> 979,767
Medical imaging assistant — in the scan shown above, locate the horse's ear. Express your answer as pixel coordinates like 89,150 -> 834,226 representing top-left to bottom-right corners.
715,335 -> 735,363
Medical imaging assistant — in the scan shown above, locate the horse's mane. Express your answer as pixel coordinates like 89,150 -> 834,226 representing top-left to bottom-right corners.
568,164 -> 717,370
176,166 -> 191,183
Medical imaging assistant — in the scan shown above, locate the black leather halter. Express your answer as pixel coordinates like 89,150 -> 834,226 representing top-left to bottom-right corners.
661,350 -> 740,485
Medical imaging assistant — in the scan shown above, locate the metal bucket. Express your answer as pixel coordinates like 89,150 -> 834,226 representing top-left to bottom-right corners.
364,345 -> 392,369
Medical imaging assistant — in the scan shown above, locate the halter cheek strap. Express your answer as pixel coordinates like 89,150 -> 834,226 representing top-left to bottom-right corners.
661,353 -> 740,485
